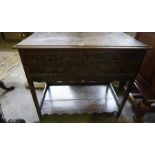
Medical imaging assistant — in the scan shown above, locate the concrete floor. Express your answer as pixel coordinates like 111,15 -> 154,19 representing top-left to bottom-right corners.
0,41 -> 155,123
0,41 -> 39,122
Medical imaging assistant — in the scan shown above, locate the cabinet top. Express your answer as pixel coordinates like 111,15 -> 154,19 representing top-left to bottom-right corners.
14,32 -> 150,49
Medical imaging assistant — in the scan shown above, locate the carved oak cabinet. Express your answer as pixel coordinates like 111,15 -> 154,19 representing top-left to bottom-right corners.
14,32 -> 150,120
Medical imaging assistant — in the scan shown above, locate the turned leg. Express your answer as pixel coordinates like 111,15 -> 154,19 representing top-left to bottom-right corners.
0,80 -> 15,91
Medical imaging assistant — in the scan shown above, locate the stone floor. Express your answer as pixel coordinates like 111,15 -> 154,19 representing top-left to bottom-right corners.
0,41 -> 155,123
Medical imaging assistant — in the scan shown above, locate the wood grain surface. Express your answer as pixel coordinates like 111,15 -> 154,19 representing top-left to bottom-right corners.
14,32 -> 149,49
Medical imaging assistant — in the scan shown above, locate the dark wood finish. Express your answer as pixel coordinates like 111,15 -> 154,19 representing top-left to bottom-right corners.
129,33 -> 155,122
40,83 -> 49,110
117,80 -> 135,117
109,83 -> 121,108
136,33 -> 155,100
27,79 -> 42,118
19,49 -> 146,82
14,32 -> 148,49
41,84 -> 118,116
14,32 -> 150,120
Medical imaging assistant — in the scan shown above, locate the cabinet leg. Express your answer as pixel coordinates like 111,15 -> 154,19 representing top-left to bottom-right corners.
0,80 -> 15,91
28,80 -> 42,119
117,81 -> 134,117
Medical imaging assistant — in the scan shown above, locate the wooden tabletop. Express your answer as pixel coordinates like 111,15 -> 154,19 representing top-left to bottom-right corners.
14,32 -> 150,49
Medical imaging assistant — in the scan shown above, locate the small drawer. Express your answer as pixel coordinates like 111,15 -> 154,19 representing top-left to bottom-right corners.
48,54 -> 60,63
22,53 -> 49,63
50,64 -> 83,75
60,53 -> 84,64
26,63 -> 50,77
85,52 -> 142,64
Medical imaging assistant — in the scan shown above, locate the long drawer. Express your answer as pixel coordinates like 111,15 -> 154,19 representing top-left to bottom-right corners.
21,49 -> 143,64
20,49 -> 144,82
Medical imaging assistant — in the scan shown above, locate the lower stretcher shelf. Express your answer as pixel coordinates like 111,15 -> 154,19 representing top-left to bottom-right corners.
39,84 -> 120,116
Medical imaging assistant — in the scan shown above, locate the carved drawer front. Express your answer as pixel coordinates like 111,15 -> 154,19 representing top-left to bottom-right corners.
96,64 -> 137,73
50,65 -> 83,76
60,53 -> 83,64
80,64 -> 136,80
49,64 -> 84,81
21,49 -> 143,82
23,53 -> 49,63
48,53 -> 83,64
26,63 -> 50,77
48,53 -> 60,63
85,52 -> 142,65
